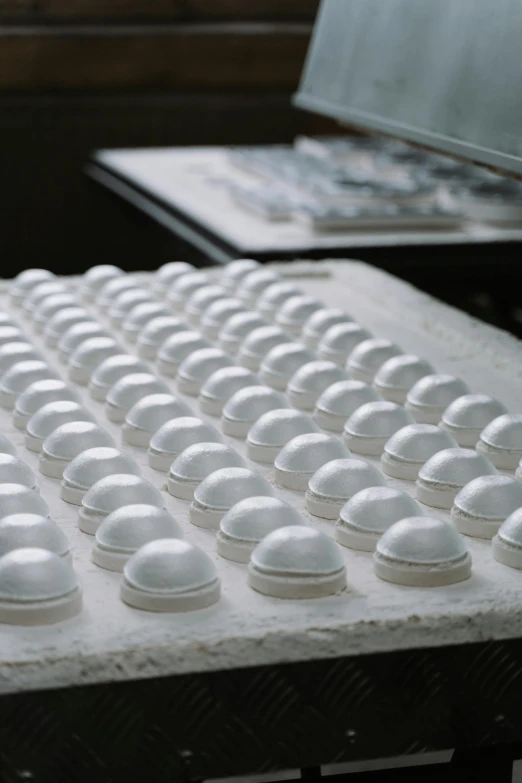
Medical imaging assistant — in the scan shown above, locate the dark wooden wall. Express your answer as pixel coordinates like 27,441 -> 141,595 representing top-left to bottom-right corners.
0,1 -> 336,275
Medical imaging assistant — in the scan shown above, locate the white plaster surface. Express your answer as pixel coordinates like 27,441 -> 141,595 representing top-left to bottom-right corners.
0,260 -> 522,696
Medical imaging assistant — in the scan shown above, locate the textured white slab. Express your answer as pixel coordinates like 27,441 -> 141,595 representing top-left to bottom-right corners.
0,260 -> 522,696
94,147 -> 522,253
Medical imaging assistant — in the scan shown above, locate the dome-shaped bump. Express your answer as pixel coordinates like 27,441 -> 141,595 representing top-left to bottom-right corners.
190,467 -> 274,529
306,458 -> 386,519
93,505 -> 183,571
148,417 -> 223,471
79,475 -> 165,535
249,526 -> 346,599
40,422 -> 115,479
405,374 -> 471,424
62,447 -> 140,505
123,394 -> 192,447
374,516 -> 471,587
221,386 -> 290,437
0,548 -> 81,625
274,433 -> 351,491
452,475 -> 522,538
217,497 -> 307,562
336,487 -> 423,551
168,442 -> 246,499
247,408 -> 319,463
416,447 -> 497,509
381,423 -> 458,480
343,401 -> 415,456
440,394 -> 509,447
121,539 -> 220,612
347,338 -> 403,384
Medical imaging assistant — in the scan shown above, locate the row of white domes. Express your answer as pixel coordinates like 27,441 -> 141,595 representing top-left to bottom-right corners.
0,260 -> 521,624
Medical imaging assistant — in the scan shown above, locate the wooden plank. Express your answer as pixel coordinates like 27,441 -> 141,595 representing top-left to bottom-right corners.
0,27 -> 311,90
0,0 -> 320,23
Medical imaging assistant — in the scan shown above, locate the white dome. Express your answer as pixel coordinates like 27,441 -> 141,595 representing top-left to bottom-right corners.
493,508 -> 522,570
25,281 -> 67,312
68,337 -> 121,385
314,380 -> 381,433
167,271 -> 209,310
236,268 -> 280,305
373,354 -> 435,404
123,394 -> 192,446
306,458 -> 386,519
0,483 -> 49,519
0,360 -> 58,409
374,516 -> 471,587
199,367 -> 261,416
168,442 -> 246,499
287,361 -> 348,411
136,316 -> 188,360
237,325 -> 292,371
220,258 -> 261,290
405,374 -> 470,424
476,414 -> 522,469
97,275 -> 139,308
152,262 -> 195,294
274,295 -> 323,336
94,505 -> 183,571
40,422 -> 115,479
33,293 -> 78,329
249,526 -> 346,599
79,474 -> 164,534
0,342 -> 41,377
381,423 -> 458,480
148,416 -> 223,471
0,326 -> 23,347
0,547 -> 81,625
10,268 -> 55,303
452,475 -> 522,538
105,373 -> 170,422
62,447 -> 140,505
274,433 -> 351,491
0,513 -> 69,559
14,379 -> 79,430
82,265 -> 122,299
44,307 -> 91,346
260,343 -> 315,390
199,298 -> 247,340
218,496 -> 307,562
301,308 -> 353,349
221,386 -> 289,437
190,467 -> 274,528
122,302 -> 171,339
416,447 -> 497,509
257,282 -> 302,319
317,323 -> 372,365
247,408 -> 319,463
89,354 -> 151,401
25,401 -> 94,452
184,285 -> 227,325
0,454 -> 37,489
121,539 -> 220,612
343,401 -> 415,456
337,487 -> 423,551
218,311 -> 268,355
0,434 -> 16,456
440,394 -> 509,446
156,331 -> 210,377
108,289 -> 155,326
347,338 -> 403,383
58,321 -> 108,360
177,348 -> 235,396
